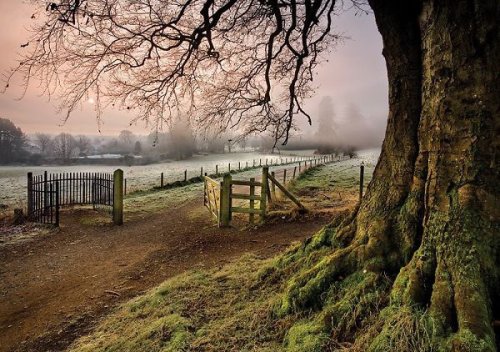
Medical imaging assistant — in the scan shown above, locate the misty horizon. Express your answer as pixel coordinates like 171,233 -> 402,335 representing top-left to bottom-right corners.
0,1 -> 388,139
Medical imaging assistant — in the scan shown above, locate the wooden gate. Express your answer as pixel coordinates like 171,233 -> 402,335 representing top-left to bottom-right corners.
203,176 -> 222,225
204,166 -> 307,227
226,175 -> 267,225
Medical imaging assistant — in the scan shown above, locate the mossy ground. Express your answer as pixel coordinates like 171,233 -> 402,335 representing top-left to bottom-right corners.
70,254 -> 293,352
69,156 -> 471,352
68,159 -> 382,352
68,232 -> 397,352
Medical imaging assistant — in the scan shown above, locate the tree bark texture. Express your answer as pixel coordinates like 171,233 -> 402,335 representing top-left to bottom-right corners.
276,0 -> 499,350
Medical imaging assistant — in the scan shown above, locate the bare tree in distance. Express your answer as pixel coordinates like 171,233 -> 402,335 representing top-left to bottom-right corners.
167,116 -> 197,160
34,133 -> 52,155
314,96 -> 337,153
75,135 -> 92,156
3,0 -> 499,350
0,118 -> 27,164
118,130 -> 134,145
52,132 -> 77,162
133,141 -> 142,156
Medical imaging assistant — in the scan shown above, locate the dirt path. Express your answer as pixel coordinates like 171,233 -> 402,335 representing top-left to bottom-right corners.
0,195 -> 329,352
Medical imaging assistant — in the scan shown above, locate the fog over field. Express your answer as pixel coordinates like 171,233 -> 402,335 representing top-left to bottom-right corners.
0,151 -> 310,207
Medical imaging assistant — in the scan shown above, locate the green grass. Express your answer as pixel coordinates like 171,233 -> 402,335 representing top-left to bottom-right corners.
289,161 -> 374,195
124,183 -> 203,219
69,255 -> 295,352
273,160 -> 375,212
69,156 -> 397,352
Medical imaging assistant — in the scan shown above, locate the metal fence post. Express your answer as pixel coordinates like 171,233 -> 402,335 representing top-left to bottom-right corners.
27,172 -> 33,219
43,171 -> 48,214
55,181 -> 60,227
271,171 -> 276,200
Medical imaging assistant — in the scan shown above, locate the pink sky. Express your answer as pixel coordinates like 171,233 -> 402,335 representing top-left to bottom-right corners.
0,1 -> 387,137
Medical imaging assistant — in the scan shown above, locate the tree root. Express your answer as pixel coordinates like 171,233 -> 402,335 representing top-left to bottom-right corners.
266,203 -> 498,351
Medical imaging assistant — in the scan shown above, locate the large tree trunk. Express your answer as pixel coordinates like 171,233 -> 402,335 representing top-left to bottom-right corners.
275,0 -> 499,350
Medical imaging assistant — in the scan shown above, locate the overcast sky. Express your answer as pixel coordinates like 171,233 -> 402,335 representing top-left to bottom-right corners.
0,1 -> 388,137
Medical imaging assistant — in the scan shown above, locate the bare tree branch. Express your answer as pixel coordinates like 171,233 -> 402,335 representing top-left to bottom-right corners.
4,0 -> 346,144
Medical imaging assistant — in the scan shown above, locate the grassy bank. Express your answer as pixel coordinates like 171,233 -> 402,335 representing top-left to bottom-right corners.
68,157 -> 377,351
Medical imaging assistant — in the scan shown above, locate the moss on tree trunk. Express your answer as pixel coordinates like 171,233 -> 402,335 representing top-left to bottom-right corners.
270,0 -> 500,350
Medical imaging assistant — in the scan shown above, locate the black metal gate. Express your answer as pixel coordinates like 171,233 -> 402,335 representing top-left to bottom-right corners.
27,173 -> 60,226
27,171 -> 116,226
92,174 -> 114,212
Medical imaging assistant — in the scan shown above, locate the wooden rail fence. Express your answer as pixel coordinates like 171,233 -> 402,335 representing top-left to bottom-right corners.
150,154 -> 342,194
203,154 -> 361,227
204,165 -> 307,227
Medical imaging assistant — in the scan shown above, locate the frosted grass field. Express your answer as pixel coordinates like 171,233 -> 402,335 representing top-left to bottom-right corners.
0,151 -> 317,208
0,149 -> 380,209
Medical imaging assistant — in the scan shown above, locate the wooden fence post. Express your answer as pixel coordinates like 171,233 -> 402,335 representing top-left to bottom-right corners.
283,169 -> 287,185
203,176 -> 207,206
239,161 -> 241,171
260,167 -> 268,219
359,163 -> 365,202
216,164 -> 219,176
113,169 -> 124,225
161,172 -> 164,187
27,172 -> 33,219
293,166 -> 297,179
184,170 -> 187,182
229,163 -> 231,172
220,173 -> 232,227
201,167 -> 203,177
249,177 -> 255,224
124,179 -> 127,195
271,171 -> 276,200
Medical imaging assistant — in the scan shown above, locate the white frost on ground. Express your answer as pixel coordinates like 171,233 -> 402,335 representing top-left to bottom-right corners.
0,152 -> 314,207
0,149 -> 381,209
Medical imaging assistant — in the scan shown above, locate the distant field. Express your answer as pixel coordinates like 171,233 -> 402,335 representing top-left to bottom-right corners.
0,151 -> 316,208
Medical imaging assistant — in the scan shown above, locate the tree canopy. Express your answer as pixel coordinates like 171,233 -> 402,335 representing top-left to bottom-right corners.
0,118 -> 27,164
4,0 -> 365,143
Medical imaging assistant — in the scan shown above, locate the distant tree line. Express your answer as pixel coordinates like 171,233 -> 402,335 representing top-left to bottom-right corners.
0,118 -> 28,164
1,102 -> 376,165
